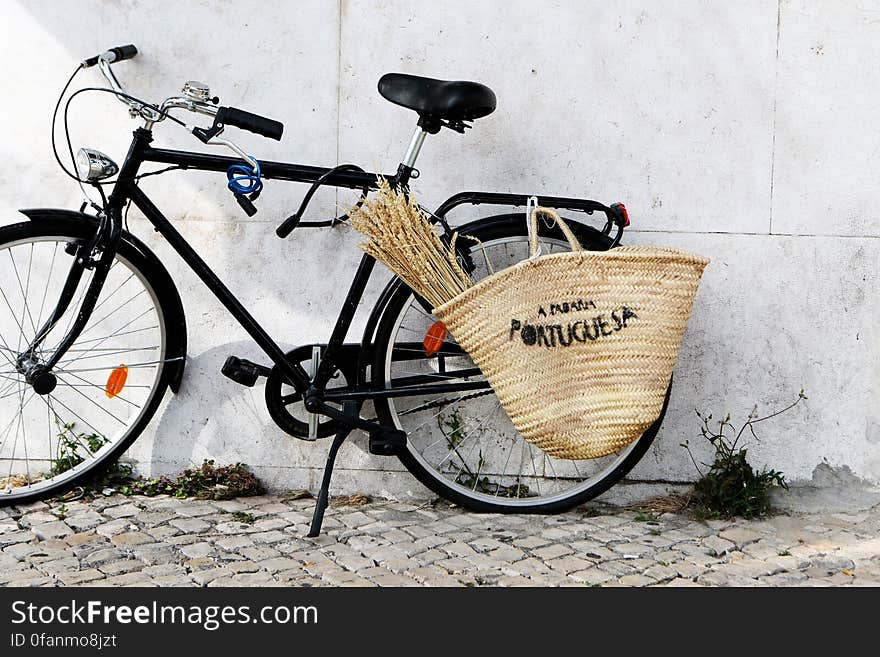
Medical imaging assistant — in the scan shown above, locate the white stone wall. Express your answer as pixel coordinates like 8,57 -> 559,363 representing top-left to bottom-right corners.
1,1 -> 877,500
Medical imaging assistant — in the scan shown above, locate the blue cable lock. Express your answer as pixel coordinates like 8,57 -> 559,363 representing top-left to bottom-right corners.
226,159 -> 263,196
227,159 -> 263,216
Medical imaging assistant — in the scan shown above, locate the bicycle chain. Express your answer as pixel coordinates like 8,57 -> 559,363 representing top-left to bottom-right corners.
365,388 -> 493,423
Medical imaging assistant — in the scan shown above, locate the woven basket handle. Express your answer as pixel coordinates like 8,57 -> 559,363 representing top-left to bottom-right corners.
528,206 -> 583,258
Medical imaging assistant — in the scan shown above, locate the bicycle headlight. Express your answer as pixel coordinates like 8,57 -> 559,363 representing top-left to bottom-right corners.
76,148 -> 119,182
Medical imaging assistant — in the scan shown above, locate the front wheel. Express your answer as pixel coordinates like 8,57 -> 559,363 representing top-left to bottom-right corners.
372,216 -> 670,513
0,220 -> 176,505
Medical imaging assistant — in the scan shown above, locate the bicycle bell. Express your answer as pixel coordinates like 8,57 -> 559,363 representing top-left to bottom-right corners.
182,81 -> 212,103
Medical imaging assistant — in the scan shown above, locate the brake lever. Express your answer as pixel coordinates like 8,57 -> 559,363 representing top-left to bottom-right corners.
186,122 -> 263,216
187,123 -> 259,171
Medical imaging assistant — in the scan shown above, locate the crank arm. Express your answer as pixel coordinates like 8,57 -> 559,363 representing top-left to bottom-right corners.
304,393 -> 388,434
305,396 -> 406,458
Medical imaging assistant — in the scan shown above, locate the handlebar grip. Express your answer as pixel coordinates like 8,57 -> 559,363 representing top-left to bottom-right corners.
84,44 -> 137,68
108,44 -> 138,62
216,106 -> 284,141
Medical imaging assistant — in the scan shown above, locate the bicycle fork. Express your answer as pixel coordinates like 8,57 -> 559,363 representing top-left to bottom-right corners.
15,207 -> 123,395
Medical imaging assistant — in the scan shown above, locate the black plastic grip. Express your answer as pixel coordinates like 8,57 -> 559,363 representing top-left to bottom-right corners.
83,44 -> 137,68
275,213 -> 301,238
216,107 -> 284,141
109,44 -> 138,62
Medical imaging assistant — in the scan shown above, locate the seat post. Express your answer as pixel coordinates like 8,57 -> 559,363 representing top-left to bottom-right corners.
401,125 -> 429,169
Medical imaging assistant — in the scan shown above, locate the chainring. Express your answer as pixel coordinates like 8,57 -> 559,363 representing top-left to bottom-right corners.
264,345 -> 357,440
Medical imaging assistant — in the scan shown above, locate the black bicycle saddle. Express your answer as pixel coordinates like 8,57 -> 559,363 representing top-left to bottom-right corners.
378,73 -> 496,123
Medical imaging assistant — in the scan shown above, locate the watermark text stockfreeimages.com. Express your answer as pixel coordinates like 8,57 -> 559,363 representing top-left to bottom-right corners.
10,599 -> 318,632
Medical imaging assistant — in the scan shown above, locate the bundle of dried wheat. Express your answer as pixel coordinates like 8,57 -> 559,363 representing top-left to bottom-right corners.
349,179 -> 474,308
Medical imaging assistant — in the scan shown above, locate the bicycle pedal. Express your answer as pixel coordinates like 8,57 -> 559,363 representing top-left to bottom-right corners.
369,428 -> 407,456
221,355 -> 270,387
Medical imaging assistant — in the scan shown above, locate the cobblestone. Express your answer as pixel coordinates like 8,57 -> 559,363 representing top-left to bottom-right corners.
1,494 -> 878,587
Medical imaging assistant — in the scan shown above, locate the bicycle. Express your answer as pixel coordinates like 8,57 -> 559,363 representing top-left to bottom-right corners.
0,44 -> 668,534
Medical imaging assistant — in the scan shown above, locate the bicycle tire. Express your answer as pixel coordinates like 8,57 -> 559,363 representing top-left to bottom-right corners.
0,219 -> 181,505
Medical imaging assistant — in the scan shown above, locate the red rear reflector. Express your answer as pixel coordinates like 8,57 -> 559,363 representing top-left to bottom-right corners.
423,321 -> 447,357
105,365 -> 128,398
616,202 -> 630,227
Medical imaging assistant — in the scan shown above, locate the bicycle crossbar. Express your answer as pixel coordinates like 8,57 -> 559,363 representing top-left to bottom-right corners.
142,147 -> 391,190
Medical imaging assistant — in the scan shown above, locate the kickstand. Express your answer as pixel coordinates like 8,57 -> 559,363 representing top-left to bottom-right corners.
307,401 -> 358,537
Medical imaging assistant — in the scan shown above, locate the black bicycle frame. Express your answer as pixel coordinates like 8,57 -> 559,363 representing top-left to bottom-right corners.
23,126 -> 485,415
24,125 -> 623,426
126,127 -> 404,399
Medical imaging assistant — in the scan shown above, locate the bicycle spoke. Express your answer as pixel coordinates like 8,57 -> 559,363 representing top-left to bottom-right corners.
395,390 -> 478,436
55,370 -> 141,409
89,271 -> 135,316
52,344 -> 159,364
42,325 -> 160,352
0,372 -> 21,386
45,401 -> 52,480
0,387 -> 24,402
78,289 -> 147,339
55,357 -> 177,374
391,369 -> 480,382
48,266 -> 93,354
45,396 -> 102,466
20,379 -> 30,487
435,402 -> 500,467
0,342 -> 17,370
57,306 -> 156,369
44,392 -> 106,438
4,388 -> 25,482
494,442 -> 516,497
9,247 -> 37,342
526,443 -> 542,498
456,408 -> 491,488
0,386 -> 37,453
0,280 -> 28,353
2,380 -> 32,484
51,376 -> 128,425
33,241 -> 60,340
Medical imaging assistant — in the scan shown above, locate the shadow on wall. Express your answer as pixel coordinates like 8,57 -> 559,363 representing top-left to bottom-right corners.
140,341 -> 390,480
145,341 -> 270,475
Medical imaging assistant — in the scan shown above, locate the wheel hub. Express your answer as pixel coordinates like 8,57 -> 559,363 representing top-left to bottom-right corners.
15,354 -> 57,396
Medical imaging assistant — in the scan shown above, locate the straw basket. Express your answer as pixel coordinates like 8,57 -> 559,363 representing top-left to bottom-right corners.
432,208 -> 709,460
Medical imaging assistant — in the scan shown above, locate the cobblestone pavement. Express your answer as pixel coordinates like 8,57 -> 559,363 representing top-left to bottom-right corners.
1,494 -> 879,587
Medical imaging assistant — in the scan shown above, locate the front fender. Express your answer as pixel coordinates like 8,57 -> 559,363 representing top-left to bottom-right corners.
19,208 -> 188,393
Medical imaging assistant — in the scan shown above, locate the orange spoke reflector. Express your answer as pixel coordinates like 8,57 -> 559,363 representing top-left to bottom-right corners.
105,365 -> 128,399
423,321 -> 447,357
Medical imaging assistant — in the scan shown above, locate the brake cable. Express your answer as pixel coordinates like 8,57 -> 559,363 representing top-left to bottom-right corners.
54,77 -> 188,187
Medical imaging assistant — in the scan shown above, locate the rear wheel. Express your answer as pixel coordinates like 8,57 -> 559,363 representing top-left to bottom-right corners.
372,216 -> 669,513
0,220 -> 175,505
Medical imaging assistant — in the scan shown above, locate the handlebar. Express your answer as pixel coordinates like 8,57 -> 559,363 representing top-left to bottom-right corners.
71,43 -> 287,216
85,43 -> 285,142
216,107 -> 283,141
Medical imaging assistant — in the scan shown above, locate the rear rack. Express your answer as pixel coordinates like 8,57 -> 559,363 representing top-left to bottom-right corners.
432,191 -> 628,247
